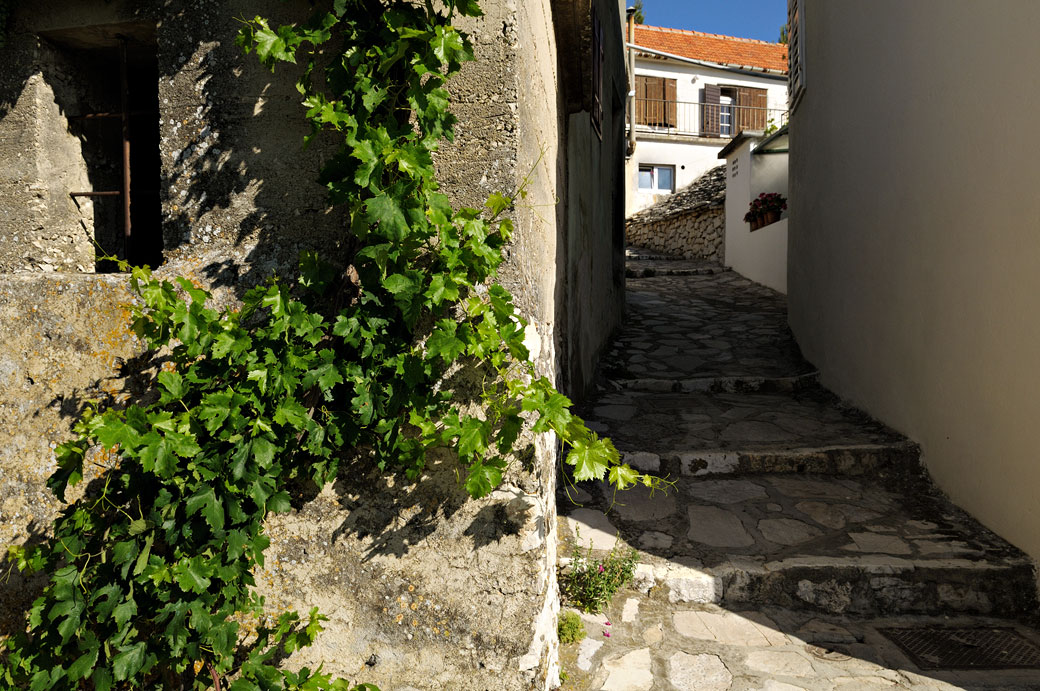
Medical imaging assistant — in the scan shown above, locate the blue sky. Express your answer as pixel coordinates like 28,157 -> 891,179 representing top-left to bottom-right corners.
636,0 -> 787,43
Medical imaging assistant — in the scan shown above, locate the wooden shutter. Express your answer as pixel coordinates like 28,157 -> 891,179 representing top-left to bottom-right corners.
736,86 -> 768,131
664,78 -> 677,127
635,75 -> 649,125
752,88 -> 769,129
788,0 -> 805,109
636,76 -> 678,127
701,84 -> 720,136
646,76 -> 664,125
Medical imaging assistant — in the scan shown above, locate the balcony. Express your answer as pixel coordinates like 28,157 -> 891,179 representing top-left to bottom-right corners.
632,98 -> 788,139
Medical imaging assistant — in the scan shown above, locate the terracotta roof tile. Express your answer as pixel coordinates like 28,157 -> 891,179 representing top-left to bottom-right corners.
633,24 -> 788,73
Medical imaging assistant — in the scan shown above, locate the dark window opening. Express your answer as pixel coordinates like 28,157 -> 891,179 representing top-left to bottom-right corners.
41,23 -> 162,272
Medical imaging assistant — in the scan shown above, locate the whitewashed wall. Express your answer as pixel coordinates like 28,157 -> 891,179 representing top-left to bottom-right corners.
722,139 -> 788,293
787,0 -> 1040,576
626,138 -> 722,214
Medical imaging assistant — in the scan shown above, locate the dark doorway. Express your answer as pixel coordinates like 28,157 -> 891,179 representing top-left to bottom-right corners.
41,22 -> 162,271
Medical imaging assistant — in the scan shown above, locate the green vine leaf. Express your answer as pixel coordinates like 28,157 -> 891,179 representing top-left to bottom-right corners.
567,436 -> 615,482
66,647 -> 98,681
465,461 -> 503,499
364,193 -> 409,241
112,641 -> 147,681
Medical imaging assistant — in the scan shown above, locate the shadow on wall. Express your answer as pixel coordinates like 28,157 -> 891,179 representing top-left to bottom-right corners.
0,0 -> 349,629
153,0 -> 351,294
0,521 -> 50,638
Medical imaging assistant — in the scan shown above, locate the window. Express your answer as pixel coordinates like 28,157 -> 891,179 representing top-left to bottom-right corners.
635,75 -> 677,128
638,165 -> 674,193
42,23 -> 163,271
719,93 -> 734,137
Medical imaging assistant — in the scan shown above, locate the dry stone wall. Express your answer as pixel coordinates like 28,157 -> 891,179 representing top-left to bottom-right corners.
626,164 -> 726,262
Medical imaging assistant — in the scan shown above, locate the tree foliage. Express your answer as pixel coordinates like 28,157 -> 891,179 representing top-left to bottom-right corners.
1,1 -> 662,688
632,0 -> 645,24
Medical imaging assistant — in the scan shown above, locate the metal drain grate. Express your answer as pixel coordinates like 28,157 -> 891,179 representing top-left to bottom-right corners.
879,627 -> 1040,670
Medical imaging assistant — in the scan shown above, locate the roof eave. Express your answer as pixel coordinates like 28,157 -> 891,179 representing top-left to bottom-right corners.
631,44 -> 788,80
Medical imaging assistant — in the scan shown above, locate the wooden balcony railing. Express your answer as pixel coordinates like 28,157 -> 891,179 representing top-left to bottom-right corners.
633,98 -> 788,138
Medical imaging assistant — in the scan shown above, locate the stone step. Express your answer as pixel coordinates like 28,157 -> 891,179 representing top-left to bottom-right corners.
580,388 -> 918,478
559,473 -> 1038,620
603,370 -> 820,395
625,262 -> 725,278
625,247 -> 685,261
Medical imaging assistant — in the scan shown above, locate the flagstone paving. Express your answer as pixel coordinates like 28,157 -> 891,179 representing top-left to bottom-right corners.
558,603 -> 1040,691
601,265 -> 815,387
557,255 -> 1040,690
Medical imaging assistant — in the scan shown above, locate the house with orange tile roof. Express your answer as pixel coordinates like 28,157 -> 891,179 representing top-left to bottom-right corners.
625,22 -> 788,215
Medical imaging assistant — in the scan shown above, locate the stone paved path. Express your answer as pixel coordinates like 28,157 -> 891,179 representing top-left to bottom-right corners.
607,254 -> 814,385
557,255 -> 1040,690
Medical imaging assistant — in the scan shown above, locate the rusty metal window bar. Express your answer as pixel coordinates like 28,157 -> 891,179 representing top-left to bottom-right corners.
67,36 -> 156,265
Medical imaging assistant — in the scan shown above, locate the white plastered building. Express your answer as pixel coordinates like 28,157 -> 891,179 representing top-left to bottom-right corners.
625,24 -> 788,215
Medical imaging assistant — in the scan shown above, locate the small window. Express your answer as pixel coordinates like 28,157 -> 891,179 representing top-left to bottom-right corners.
41,23 -> 163,271
638,165 -> 674,193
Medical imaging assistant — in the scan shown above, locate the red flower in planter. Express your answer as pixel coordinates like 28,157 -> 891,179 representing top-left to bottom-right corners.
743,192 -> 788,224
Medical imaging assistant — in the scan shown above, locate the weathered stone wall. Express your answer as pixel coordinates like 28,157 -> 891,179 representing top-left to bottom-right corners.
0,0 -> 628,688
0,39 -> 97,271
625,164 -> 726,262
0,0 -> 342,278
0,275 -> 141,638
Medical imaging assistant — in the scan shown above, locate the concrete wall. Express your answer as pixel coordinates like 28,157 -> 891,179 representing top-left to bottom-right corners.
0,12 -> 122,271
626,58 -> 786,215
0,0 -> 627,687
0,0 -> 343,278
723,139 -> 787,293
787,0 -> 1040,573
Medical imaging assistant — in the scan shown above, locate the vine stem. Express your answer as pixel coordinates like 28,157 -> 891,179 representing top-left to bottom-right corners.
206,661 -> 222,691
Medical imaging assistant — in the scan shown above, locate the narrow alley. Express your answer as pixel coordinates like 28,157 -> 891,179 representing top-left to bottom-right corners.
557,249 -> 1040,690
